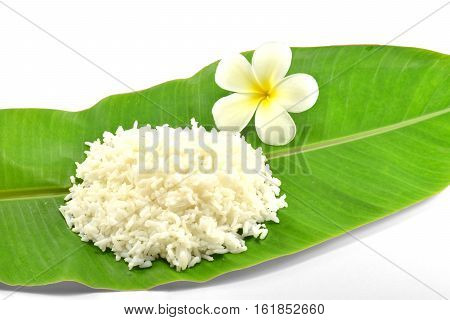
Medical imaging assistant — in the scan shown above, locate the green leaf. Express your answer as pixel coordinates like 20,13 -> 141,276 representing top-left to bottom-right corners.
0,45 -> 449,290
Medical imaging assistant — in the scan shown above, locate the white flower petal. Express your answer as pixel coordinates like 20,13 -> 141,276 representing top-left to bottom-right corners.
215,54 -> 261,93
252,42 -> 292,91
273,73 -> 319,113
255,101 -> 296,146
212,93 -> 261,132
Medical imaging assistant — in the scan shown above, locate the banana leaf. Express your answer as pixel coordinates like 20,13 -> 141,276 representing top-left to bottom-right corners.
0,45 -> 449,290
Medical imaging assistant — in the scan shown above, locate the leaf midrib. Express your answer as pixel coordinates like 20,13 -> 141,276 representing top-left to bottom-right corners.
266,107 -> 450,159
0,187 -> 68,202
1,107 -> 448,202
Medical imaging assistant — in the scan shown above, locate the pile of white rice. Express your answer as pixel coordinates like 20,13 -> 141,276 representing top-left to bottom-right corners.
60,119 -> 287,271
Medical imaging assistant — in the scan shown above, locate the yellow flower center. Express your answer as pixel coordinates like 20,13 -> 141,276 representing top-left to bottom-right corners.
258,88 -> 275,107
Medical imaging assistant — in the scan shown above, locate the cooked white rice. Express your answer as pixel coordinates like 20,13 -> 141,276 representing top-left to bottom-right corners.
59,119 -> 287,271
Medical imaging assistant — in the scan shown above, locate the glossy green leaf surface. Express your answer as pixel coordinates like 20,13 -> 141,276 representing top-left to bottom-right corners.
0,46 -> 449,290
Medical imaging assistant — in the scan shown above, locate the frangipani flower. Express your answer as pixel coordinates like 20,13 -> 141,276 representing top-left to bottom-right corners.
212,42 -> 319,146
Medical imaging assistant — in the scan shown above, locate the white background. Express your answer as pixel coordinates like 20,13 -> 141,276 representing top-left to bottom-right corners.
0,0 -> 449,301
